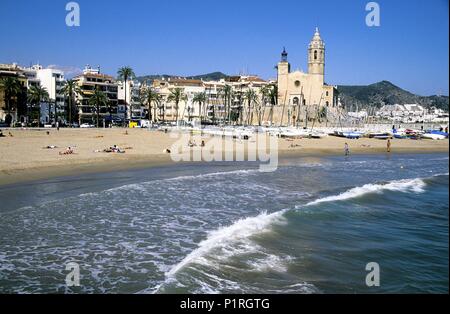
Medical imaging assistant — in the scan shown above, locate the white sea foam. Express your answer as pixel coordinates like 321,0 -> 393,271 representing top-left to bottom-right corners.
433,172 -> 449,177
247,253 -> 293,273
165,210 -> 287,277
165,169 -> 260,181
306,177 -> 427,206
107,168 -> 260,193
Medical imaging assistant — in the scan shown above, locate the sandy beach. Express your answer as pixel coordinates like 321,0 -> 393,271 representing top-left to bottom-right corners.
0,128 -> 448,185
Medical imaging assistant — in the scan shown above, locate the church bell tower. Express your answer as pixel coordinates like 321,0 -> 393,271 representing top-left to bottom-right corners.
277,47 -> 290,103
308,27 -> 325,76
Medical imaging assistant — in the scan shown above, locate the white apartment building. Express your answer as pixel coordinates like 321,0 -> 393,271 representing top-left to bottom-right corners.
22,64 -> 65,124
118,79 -> 145,121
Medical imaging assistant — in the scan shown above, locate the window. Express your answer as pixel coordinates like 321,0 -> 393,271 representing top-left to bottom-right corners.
295,80 -> 300,87
326,91 -> 329,96
314,50 -> 317,60
325,101 -> 329,107
293,97 -> 299,105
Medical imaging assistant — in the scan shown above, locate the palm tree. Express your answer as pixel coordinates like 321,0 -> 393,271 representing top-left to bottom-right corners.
89,88 -> 109,128
141,87 -> 161,122
61,80 -> 81,127
243,89 -> 258,126
117,66 -> 135,123
158,96 -> 166,123
266,84 -> 278,125
27,85 -> 49,127
219,84 -> 233,124
258,86 -> 271,126
192,92 -> 206,122
167,88 -> 187,124
0,77 -> 22,125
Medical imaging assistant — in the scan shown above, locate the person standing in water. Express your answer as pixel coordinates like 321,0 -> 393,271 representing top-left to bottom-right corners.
344,142 -> 350,156
387,139 -> 391,153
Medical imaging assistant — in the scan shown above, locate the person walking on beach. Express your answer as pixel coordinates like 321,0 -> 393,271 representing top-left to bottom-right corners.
344,142 -> 350,156
387,139 -> 391,153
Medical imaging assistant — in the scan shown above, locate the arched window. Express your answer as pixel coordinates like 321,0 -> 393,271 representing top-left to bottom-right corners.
314,50 -> 317,60
325,101 -> 329,107
326,91 -> 329,96
294,80 -> 300,87
293,97 -> 299,105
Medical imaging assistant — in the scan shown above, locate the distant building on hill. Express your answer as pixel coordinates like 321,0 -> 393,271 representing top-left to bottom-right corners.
375,103 -> 449,123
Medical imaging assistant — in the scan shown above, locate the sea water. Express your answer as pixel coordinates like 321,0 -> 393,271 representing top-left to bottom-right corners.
0,153 -> 448,293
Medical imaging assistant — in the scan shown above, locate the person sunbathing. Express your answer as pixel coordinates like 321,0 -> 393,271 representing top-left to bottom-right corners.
59,147 -> 74,155
104,145 -> 125,153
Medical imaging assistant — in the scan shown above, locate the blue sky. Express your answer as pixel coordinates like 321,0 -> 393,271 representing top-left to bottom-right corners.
0,0 -> 448,96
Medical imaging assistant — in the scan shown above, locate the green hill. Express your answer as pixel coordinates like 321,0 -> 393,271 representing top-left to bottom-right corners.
337,80 -> 449,111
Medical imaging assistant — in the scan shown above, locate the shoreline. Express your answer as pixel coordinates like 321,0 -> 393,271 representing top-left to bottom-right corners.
1,147 -> 448,187
0,128 -> 448,187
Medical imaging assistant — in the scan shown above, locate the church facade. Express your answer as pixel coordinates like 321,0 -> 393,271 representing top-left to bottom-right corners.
276,28 -> 339,121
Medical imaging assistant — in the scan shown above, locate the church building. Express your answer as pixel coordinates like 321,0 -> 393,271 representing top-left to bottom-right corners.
277,28 -> 339,112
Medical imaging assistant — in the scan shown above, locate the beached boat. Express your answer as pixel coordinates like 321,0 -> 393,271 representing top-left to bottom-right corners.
368,131 -> 391,139
371,132 -> 393,140
202,126 -> 255,140
393,133 -> 407,139
331,130 -> 364,139
278,128 -> 306,138
392,128 -> 408,139
343,131 -> 364,139
309,131 -> 329,139
422,132 -> 447,140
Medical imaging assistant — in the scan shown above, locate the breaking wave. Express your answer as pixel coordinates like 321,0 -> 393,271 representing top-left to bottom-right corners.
165,210 -> 287,278
305,177 -> 428,206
